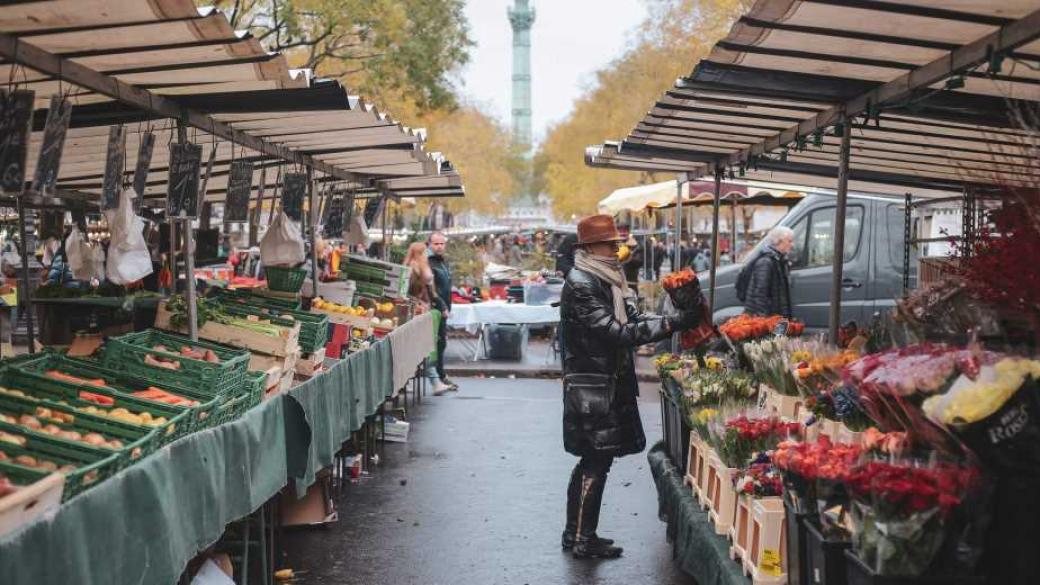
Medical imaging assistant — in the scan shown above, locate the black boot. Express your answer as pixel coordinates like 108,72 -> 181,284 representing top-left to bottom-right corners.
562,465 -> 615,550
571,472 -> 622,559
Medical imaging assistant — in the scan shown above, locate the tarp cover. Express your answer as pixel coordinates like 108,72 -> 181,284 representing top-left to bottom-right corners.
647,442 -> 749,585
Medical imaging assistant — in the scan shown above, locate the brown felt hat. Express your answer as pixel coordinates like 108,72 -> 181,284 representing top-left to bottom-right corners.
576,214 -> 624,245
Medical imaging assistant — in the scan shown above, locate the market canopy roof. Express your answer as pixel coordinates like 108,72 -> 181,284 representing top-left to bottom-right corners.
0,0 -> 464,206
588,0 -> 1040,196
597,177 -> 804,214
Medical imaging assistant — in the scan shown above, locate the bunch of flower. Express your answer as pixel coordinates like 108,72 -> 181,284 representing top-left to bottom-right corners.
720,314 -> 803,341
794,348 -> 860,394
679,369 -> 756,409
862,428 -> 908,455
661,268 -> 697,290
773,436 -> 863,482
806,384 -> 874,431
653,353 -> 684,375
743,337 -> 802,396
715,415 -> 801,469
690,407 -> 719,441
845,459 -> 979,576
842,343 -> 1001,398
922,356 -> 1040,426
734,462 -> 784,497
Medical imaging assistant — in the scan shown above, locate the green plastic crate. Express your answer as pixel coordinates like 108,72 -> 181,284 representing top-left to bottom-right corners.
0,460 -> 49,486
0,429 -> 121,500
212,288 -> 302,311
216,302 -> 329,355
4,354 -> 211,436
0,392 -> 158,468
102,330 -> 250,398
210,371 -> 265,427
265,266 -> 308,293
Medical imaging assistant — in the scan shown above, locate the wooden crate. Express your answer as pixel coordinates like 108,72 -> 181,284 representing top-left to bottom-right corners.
729,493 -> 754,563
764,390 -> 804,420
295,348 -> 326,377
249,350 -> 299,376
0,473 -> 63,539
694,442 -> 714,509
743,497 -> 787,585
707,454 -> 739,535
835,423 -> 864,446
155,301 -> 300,357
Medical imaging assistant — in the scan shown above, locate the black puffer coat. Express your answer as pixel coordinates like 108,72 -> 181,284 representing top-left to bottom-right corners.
743,246 -> 792,318
560,268 -> 677,458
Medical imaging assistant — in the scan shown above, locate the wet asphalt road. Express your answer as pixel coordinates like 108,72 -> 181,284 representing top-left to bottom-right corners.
284,377 -> 695,585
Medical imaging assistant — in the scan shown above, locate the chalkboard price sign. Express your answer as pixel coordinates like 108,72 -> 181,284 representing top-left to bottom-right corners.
323,193 -> 353,238
101,125 -> 126,210
32,95 -> 73,197
167,143 -> 203,218
281,172 -> 307,222
224,160 -> 254,222
132,131 -> 155,213
0,90 -> 34,195
362,195 -> 385,228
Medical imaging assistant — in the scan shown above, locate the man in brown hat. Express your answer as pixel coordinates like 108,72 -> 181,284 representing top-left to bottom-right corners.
560,214 -> 704,559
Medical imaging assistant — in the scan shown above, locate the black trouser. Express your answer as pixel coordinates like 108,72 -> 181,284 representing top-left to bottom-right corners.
565,452 -> 614,539
436,314 -> 448,380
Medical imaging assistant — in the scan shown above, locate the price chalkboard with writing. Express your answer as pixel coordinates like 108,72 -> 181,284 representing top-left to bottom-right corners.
323,193 -> 353,238
167,143 -> 203,218
281,172 -> 307,222
0,90 -> 34,195
32,95 -> 73,197
101,125 -> 126,210
362,195 -> 385,228
224,160 -> 253,222
132,131 -> 155,213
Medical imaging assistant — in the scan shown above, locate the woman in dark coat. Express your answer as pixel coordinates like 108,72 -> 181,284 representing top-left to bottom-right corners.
560,214 -> 701,559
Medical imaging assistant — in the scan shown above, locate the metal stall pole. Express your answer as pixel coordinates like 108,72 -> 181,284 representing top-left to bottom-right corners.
249,161 -> 267,248
730,197 -> 738,265
177,121 -> 199,341
828,116 -> 853,343
381,197 -> 389,262
671,175 -> 684,353
709,167 -> 723,314
16,198 -> 35,353
307,167 -> 319,299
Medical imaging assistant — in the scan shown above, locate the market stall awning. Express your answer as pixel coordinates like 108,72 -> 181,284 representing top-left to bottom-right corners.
588,0 -> 1040,195
0,0 -> 465,205
598,181 -> 680,214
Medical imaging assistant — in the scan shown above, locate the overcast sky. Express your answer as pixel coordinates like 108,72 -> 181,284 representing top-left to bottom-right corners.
458,0 -> 646,145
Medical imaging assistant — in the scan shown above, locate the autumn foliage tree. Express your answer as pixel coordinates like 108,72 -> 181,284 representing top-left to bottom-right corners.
537,0 -> 749,219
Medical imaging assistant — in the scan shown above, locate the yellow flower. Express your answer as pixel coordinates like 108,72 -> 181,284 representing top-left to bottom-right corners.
705,357 -> 723,371
696,408 -> 718,424
925,358 -> 1040,424
791,350 -> 812,363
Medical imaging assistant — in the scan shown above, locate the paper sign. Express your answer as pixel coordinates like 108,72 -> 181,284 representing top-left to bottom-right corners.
0,90 -> 34,195
32,95 -> 73,196
101,125 -> 127,210
224,160 -> 253,222
281,172 -> 307,222
167,143 -> 203,218
758,549 -> 783,577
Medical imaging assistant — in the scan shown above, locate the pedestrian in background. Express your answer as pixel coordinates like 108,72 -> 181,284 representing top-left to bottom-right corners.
740,226 -> 794,318
405,242 -> 453,395
428,231 -> 457,390
560,214 -> 702,559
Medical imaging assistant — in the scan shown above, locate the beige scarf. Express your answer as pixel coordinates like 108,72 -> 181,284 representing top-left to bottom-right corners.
575,248 -> 633,324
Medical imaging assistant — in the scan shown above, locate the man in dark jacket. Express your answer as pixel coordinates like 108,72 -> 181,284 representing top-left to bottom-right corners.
743,226 -> 794,317
428,231 -> 455,388
560,214 -> 701,559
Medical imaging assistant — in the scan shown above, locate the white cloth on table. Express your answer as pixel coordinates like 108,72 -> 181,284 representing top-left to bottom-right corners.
387,311 -> 436,392
446,301 -> 559,332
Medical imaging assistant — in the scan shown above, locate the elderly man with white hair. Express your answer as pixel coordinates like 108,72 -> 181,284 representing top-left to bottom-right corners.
740,226 -> 794,317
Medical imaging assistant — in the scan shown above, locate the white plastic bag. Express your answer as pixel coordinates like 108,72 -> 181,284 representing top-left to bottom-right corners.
259,210 -> 305,267
65,227 -> 94,280
104,188 -> 153,284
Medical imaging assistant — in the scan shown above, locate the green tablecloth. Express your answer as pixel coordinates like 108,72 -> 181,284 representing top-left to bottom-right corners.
0,395 -> 290,585
647,442 -> 750,585
287,338 -> 393,494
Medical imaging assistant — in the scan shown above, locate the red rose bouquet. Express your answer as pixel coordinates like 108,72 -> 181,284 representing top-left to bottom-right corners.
715,415 -> 801,469
845,460 -> 978,576
773,436 -> 863,516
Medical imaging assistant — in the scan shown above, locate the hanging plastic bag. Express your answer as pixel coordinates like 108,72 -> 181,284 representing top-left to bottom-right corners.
105,188 -> 153,285
65,227 -> 98,281
259,210 -> 305,267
